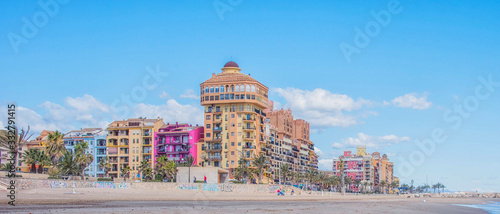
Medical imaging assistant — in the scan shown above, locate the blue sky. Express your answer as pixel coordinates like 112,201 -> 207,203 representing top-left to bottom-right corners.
1,0 -> 499,192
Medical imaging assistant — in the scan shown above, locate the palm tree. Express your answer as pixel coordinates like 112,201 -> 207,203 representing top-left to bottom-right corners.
251,153 -> 266,184
155,156 -> 178,182
236,154 -> 249,183
57,151 -> 78,177
354,179 -> 362,192
432,184 -> 438,193
45,130 -> 65,167
137,159 -> 150,180
379,180 -> 387,194
338,157 -> 345,195
98,158 -> 112,178
439,183 -> 445,193
0,126 -> 34,171
21,148 -> 50,173
184,155 -> 195,183
422,184 -> 430,193
143,167 -> 154,181
121,165 -> 131,181
74,141 -> 94,180
279,163 -> 290,184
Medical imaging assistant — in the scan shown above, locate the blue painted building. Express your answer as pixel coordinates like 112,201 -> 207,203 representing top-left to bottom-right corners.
64,128 -> 107,177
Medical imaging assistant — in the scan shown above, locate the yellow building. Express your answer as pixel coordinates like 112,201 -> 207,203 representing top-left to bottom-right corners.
106,118 -> 164,179
198,61 -> 269,178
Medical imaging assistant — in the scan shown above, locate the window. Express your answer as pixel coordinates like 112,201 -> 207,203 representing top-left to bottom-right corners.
247,105 -> 252,111
215,87 -> 219,93
240,84 -> 245,92
225,94 -> 229,100
231,142 -> 235,146
231,160 -> 234,165
238,142 -> 241,146
251,85 -> 255,92
231,132 -> 235,136
230,94 -> 234,100
231,123 -> 235,127
251,95 -> 255,100
206,124 -> 211,129
238,123 -> 241,127
231,86 -> 234,92
206,133 -> 211,137
239,105 -> 243,111
231,151 -> 235,155
235,85 -> 239,92
231,114 -> 235,118
246,94 -> 250,99
205,87 -> 209,93
210,96 -> 214,101
220,94 -> 224,100
206,115 -> 211,120
210,86 -> 214,93
220,85 -> 224,92
235,94 -> 239,99
246,84 -> 251,92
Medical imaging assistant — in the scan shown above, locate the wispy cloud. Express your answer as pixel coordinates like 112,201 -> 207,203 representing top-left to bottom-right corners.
391,93 -> 432,110
332,133 -> 410,149
180,89 -> 199,99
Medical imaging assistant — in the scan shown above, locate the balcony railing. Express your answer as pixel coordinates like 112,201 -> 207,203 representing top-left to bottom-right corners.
213,127 -> 223,132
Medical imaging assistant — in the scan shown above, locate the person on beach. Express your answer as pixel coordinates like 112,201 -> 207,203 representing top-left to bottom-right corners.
204,175 -> 207,183
193,177 -> 196,183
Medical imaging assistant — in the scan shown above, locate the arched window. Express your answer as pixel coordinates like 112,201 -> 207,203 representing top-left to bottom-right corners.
226,85 -> 229,92
231,85 -> 234,92
205,87 -> 209,93
251,85 -> 255,92
215,87 -> 219,93
246,84 -> 251,92
235,85 -> 240,92
256,87 -> 259,94
210,86 -> 214,93
240,84 -> 245,92
220,85 -> 224,93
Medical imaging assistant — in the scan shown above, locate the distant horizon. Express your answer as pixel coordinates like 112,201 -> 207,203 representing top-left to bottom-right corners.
1,1 -> 499,193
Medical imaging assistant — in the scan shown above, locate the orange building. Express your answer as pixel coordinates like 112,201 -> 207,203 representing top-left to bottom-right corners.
198,61 -> 269,177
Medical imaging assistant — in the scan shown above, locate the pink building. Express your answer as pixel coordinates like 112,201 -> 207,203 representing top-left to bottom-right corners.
154,123 -> 204,166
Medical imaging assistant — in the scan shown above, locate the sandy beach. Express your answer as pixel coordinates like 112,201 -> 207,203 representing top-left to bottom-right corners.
1,188 -> 496,213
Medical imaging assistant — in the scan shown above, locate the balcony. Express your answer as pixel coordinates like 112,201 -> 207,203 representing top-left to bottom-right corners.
209,156 -> 222,161
119,142 -> 129,147
212,138 -> 222,142
213,109 -> 223,115
213,127 -> 223,132
242,126 -> 256,130
143,132 -> 151,136
205,146 -> 222,152
242,117 -> 255,121
243,136 -> 254,141
213,118 -> 223,123
243,145 -> 256,150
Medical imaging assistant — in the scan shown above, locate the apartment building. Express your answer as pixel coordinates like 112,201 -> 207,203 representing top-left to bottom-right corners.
64,128 -> 107,177
106,118 -> 164,179
197,61 -> 269,177
154,123 -> 204,165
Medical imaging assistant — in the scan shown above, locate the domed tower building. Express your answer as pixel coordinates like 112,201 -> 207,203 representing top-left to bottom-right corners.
198,61 -> 269,177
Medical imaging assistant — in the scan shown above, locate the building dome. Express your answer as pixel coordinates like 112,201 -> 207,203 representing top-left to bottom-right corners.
224,61 -> 239,68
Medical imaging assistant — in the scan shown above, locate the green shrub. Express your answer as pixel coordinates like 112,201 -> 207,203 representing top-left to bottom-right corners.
232,181 -> 244,184
97,178 -> 114,182
48,167 -> 60,177
48,177 -> 63,179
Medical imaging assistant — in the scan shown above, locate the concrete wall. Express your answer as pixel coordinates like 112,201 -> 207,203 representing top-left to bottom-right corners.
177,167 -> 226,183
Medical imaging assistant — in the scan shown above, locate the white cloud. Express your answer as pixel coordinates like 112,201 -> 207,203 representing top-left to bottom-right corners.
333,133 -> 410,149
180,89 -> 199,99
314,146 -> 324,156
392,93 -> 432,110
272,88 -> 373,128
159,91 -> 170,99
0,95 -> 203,136
133,99 -> 203,125
331,142 -> 344,149
318,158 -> 333,171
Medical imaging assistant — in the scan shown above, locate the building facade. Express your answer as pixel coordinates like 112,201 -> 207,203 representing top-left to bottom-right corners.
197,61 -> 269,177
154,123 -> 204,165
106,118 -> 164,179
64,128 -> 107,177
332,147 -> 394,192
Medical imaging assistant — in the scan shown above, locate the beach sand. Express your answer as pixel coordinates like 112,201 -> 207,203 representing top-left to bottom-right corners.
1,188 -> 496,213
